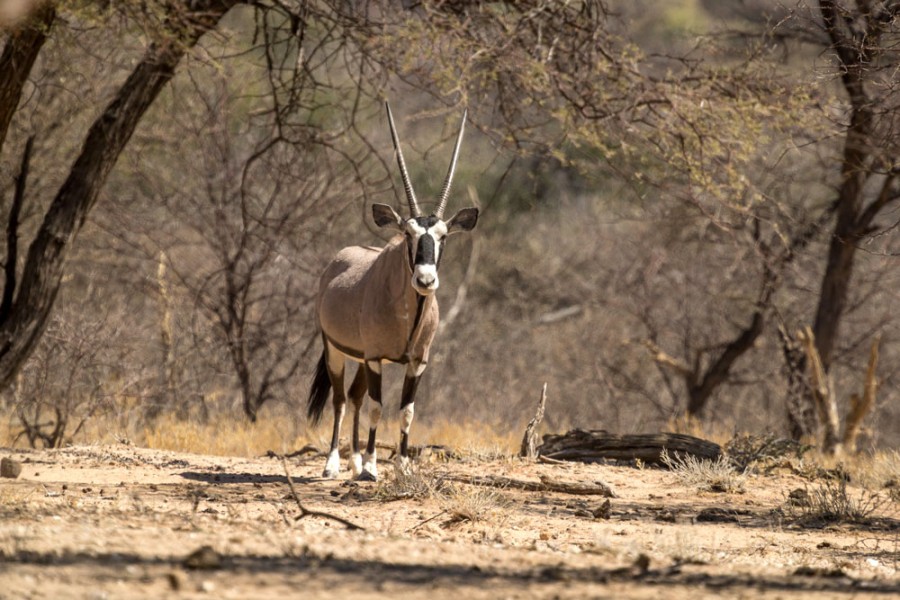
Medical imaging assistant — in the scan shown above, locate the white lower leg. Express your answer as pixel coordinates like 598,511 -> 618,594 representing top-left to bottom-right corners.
323,448 -> 341,478
350,452 -> 363,476
323,400 -> 346,478
396,402 -> 415,472
362,402 -> 382,477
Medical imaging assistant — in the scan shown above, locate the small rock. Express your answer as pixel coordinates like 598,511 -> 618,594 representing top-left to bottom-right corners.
183,545 -> 222,570
592,499 -> 612,519
654,509 -> 677,523
1,457 -> 22,478
696,507 -> 738,523
166,571 -> 184,591
633,553 -> 651,574
788,487 -> 810,507
794,565 -> 847,578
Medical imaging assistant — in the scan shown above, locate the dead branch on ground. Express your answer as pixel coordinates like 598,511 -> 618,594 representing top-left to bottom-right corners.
446,473 -> 615,497
280,457 -> 364,530
538,430 -> 722,465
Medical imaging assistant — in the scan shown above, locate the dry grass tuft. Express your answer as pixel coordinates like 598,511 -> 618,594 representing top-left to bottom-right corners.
725,433 -> 809,472
787,478 -> 886,525
438,481 -> 510,526
661,449 -> 747,493
374,461 -> 510,526
374,462 -> 447,501
416,419 -> 518,459
839,450 -> 900,498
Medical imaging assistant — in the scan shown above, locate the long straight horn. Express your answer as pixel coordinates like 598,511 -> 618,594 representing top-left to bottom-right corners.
435,108 -> 467,218
386,102 -> 421,217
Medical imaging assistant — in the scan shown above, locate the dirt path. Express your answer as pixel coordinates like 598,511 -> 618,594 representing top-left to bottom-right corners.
1,444 -> 898,598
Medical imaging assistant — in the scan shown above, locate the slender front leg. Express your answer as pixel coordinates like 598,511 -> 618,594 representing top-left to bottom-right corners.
323,344 -> 347,478
347,366 -> 367,476
360,360 -> 383,481
397,363 -> 423,473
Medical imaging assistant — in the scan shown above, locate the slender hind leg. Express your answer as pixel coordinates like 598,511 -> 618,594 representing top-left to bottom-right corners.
322,342 -> 348,478
347,366 -> 367,476
359,360 -> 383,481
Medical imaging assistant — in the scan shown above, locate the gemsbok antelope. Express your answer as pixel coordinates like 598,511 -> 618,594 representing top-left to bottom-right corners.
307,103 -> 479,481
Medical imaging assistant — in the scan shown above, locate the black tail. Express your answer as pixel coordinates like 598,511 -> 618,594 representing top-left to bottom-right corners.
307,350 -> 331,426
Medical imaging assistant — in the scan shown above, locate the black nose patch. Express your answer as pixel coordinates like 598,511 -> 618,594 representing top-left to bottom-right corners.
415,233 -> 436,265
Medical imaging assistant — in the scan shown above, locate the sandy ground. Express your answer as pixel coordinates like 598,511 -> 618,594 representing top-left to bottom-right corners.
0,443 -> 898,599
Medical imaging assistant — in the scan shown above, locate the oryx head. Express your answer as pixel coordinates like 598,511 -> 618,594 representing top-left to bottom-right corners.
373,102 -> 479,296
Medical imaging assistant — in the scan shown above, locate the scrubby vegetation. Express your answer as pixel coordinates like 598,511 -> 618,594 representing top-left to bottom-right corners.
1,0 -> 899,458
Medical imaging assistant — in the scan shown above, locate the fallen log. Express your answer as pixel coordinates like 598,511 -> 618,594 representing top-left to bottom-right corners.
538,429 -> 722,466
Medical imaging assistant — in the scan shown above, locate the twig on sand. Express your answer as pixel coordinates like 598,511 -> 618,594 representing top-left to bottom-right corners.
406,509 -> 449,532
446,473 -> 615,497
266,445 -> 322,459
281,457 -> 364,531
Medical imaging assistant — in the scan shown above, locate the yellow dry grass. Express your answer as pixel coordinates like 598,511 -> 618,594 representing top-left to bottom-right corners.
141,413 -> 309,457
415,418 -> 518,457
1,405 -> 518,459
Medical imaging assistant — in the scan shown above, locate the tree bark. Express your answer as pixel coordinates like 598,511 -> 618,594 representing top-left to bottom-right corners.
812,0 -> 874,371
0,0 -> 239,388
0,3 -> 55,156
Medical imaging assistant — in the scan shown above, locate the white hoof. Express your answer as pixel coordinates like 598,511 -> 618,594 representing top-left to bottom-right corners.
349,453 -> 363,477
322,449 -> 341,479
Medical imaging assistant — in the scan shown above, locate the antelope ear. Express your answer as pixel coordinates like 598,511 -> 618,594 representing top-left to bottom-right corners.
372,203 -> 404,230
446,207 -> 479,234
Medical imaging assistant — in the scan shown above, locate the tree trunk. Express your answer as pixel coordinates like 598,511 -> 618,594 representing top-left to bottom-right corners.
811,0 -> 872,373
0,0 -> 238,389
0,3 -> 55,156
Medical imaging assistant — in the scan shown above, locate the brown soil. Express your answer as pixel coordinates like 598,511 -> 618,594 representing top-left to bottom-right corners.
1,444 -> 898,599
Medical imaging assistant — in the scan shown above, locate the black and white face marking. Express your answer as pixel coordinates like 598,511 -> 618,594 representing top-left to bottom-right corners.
404,215 -> 448,296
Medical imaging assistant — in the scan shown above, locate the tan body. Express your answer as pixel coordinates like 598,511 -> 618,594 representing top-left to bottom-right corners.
316,237 -> 438,366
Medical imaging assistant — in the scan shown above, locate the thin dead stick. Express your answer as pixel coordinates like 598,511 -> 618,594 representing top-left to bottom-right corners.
267,445 -> 322,460
446,474 -> 615,497
280,457 -> 364,531
797,327 -> 841,454
406,509 -> 449,532
842,334 -> 881,452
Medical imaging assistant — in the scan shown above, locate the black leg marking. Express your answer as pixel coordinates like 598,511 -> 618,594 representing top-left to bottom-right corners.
326,361 -> 346,455
348,367 -> 366,457
361,362 -> 383,480
366,427 -> 378,456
